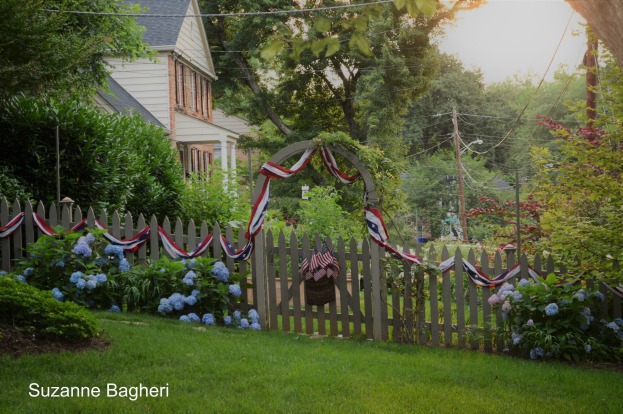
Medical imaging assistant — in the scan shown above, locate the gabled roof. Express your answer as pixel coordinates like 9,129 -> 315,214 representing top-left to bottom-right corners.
98,75 -> 166,129
130,0 -> 190,47
212,109 -> 255,136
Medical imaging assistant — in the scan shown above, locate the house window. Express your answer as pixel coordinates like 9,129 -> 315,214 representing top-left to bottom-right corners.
190,71 -> 196,112
175,61 -> 211,118
176,63 -> 185,106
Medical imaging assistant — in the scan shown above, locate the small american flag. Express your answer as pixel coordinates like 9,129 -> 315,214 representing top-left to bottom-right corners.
301,245 -> 340,281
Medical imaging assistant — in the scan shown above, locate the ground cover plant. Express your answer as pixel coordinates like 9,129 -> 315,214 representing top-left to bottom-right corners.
0,312 -> 621,413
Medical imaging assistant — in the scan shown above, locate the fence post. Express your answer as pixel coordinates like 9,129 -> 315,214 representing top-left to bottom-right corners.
371,241 -> 383,341
253,229 -> 268,328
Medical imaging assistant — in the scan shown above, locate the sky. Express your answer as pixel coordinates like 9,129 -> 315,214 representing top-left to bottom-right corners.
436,0 -> 587,83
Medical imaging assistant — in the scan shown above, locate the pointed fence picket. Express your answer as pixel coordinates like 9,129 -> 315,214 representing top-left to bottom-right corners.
1,198 -> 622,351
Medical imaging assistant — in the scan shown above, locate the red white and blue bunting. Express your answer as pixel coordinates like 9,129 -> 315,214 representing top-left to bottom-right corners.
439,257 -> 540,288
0,145 -> 547,287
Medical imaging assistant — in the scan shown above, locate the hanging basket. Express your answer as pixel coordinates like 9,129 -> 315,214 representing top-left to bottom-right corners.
304,276 -> 336,306
300,246 -> 340,306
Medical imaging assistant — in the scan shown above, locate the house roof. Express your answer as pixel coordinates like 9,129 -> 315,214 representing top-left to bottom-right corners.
98,75 -> 166,129
211,109 -> 255,136
130,0 -> 191,47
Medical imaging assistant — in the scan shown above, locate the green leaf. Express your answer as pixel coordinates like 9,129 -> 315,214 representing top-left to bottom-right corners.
349,32 -> 372,56
353,15 -> 369,32
311,39 -> 327,57
260,39 -> 285,60
416,0 -> 437,17
314,17 -> 331,33
325,38 -> 340,57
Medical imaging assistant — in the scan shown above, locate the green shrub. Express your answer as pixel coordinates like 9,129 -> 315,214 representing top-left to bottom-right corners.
489,275 -> 623,362
15,228 -> 129,310
118,256 -> 249,324
0,277 -> 98,341
0,96 -> 184,220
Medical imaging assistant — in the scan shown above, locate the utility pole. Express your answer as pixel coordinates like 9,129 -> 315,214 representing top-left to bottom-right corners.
452,108 -> 468,243
585,30 -> 598,128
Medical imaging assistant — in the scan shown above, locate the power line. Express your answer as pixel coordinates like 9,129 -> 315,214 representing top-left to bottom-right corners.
46,1 -> 393,18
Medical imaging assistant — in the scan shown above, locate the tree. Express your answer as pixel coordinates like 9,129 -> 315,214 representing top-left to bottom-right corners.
531,117 -> 622,285
0,0 -> 150,98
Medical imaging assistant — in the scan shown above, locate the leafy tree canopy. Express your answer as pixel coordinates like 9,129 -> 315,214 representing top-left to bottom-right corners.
0,0 -> 151,99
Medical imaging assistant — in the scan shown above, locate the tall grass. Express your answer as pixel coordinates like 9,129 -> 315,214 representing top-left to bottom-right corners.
0,312 -> 620,413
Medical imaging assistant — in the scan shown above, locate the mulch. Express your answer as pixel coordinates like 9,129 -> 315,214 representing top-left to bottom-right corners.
0,325 -> 110,358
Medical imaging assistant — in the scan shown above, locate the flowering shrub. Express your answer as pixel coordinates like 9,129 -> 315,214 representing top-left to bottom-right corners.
178,309 -> 261,330
489,275 -> 623,362
13,228 -> 127,310
119,256 -> 251,326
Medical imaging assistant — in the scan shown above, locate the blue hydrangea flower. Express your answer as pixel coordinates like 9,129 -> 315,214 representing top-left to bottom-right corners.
580,308 -> 593,325
250,322 -> 261,331
191,289 -> 200,297
184,295 -> 197,306
23,267 -> 34,276
545,303 -> 559,316
158,298 -> 173,314
239,318 -> 250,329
159,268 -> 166,273
70,271 -> 83,283
85,233 -> 95,244
96,273 -> 107,284
248,309 -> 259,323
55,260 -> 65,268
187,313 -> 200,323
105,244 -> 124,258
118,258 -> 130,272
574,289 -> 586,302
529,347 -> 544,360
94,257 -> 108,267
17,275 -> 26,283
233,310 -> 241,321
511,332 -> 522,345
0,271 -> 6,276
76,279 -> 86,289
188,258 -> 197,268
615,318 -> 623,328
182,270 -> 196,286
73,242 -> 92,257
51,288 -> 64,301
229,284 -> 242,297
607,321 -> 620,331
179,315 -> 191,322
210,262 -> 229,282
86,279 -> 97,290
109,304 -> 121,312
584,344 -> 591,353
202,313 -> 215,326
594,291 -> 605,302
512,291 -> 523,301
223,316 -> 232,326
518,279 -> 530,287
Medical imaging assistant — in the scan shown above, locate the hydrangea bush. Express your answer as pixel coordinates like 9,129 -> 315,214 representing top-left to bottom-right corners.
489,275 -> 623,362
120,256 -> 251,326
13,228 -> 127,309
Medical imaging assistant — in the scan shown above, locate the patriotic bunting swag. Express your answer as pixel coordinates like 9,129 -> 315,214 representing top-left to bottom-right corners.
0,144 -> 568,288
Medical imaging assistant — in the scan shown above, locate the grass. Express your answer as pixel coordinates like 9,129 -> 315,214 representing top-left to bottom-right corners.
1,312 -> 621,414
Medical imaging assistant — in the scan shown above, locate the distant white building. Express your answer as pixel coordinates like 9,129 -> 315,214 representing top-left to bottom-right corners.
95,0 -> 255,176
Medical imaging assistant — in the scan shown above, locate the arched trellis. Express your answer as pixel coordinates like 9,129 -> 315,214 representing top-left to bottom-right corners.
249,140 -> 388,337
251,140 -> 380,208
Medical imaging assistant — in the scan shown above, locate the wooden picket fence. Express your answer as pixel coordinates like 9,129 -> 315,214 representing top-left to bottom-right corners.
2,198 -> 622,351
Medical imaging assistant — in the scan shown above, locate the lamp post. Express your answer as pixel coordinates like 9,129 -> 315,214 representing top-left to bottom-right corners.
460,139 -> 483,154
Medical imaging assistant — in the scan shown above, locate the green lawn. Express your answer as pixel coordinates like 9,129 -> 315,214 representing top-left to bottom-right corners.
0,312 -> 621,413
